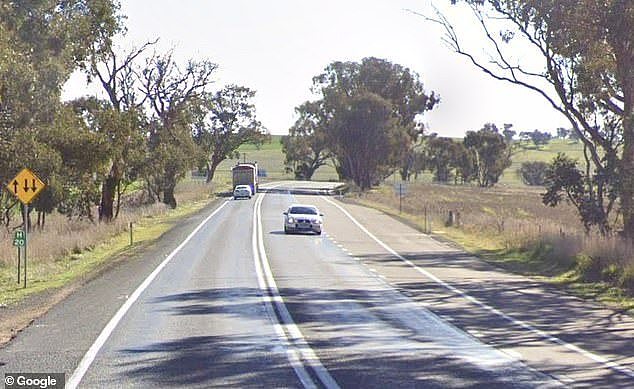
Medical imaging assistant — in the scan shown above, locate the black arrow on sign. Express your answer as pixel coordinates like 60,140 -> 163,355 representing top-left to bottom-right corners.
12,180 -> 18,194
23,179 -> 29,193
31,179 -> 37,192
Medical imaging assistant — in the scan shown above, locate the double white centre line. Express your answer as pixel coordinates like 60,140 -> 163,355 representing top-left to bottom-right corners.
252,192 -> 340,389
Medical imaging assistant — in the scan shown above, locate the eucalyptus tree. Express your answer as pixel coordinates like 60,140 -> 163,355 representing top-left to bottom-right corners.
464,125 -> 512,188
138,52 -> 217,208
282,101 -> 331,180
193,85 -> 266,183
85,40 -> 156,221
424,0 -> 633,236
0,0 -> 121,225
307,57 -> 438,188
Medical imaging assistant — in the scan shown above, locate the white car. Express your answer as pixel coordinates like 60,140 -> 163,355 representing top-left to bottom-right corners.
233,185 -> 252,199
283,204 -> 323,235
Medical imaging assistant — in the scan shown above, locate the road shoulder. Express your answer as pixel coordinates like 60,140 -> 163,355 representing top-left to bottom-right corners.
0,198 -> 223,347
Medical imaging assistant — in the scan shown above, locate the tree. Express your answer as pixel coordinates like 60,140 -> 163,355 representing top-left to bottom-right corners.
138,52 -> 217,208
556,127 -> 570,139
502,123 -> 516,143
310,57 -> 438,188
46,104 -> 111,221
423,0 -> 633,236
327,92 -> 400,190
519,130 -> 552,148
425,136 -> 463,183
193,85 -> 266,183
0,0 -> 121,227
543,153 -> 615,235
282,101 -> 331,180
519,161 -> 549,186
464,125 -> 512,187
85,40 -> 156,221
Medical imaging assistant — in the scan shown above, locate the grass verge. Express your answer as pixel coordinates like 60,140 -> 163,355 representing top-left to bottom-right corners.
346,194 -> 634,315
0,197 -> 216,307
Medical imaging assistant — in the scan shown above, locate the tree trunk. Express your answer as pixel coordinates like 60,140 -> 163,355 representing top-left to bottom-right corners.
621,113 -> 634,238
99,174 -> 117,222
163,184 -> 177,209
206,158 -> 222,184
162,170 -> 178,209
100,163 -> 121,222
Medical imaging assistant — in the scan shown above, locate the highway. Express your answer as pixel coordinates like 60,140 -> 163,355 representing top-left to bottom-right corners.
1,182 -> 633,387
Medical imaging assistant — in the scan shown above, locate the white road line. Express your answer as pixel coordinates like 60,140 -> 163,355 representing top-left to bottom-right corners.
251,194 -> 315,389
502,349 -> 523,360
321,196 -> 634,380
67,201 -> 230,389
254,193 -> 340,389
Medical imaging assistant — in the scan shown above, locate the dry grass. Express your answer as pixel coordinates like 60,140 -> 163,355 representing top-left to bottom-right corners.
0,178 -> 212,268
352,182 -> 634,298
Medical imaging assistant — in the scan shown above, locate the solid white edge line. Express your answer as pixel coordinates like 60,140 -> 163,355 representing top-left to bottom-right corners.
320,196 -> 634,380
251,193 -> 316,389
67,200 -> 230,389
255,193 -> 340,389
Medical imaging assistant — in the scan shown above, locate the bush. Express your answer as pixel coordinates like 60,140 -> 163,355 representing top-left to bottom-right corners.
519,161 -> 548,186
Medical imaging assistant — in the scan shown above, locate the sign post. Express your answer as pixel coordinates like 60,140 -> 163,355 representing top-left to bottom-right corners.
13,229 -> 25,283
393,182 -> 407,214
6,168 -> 46,289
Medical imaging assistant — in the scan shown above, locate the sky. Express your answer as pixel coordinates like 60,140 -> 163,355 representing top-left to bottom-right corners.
63,0 -> 571,137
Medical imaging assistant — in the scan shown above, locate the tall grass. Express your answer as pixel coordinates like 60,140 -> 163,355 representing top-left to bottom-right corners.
356,182 -> 634,296
0,179 -> 211,268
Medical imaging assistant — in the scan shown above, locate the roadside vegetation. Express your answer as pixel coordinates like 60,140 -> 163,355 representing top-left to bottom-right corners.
278,1 -> 634,306
347,184 -> 634,310
0,180 -> 214,306
0,2 -> 266,304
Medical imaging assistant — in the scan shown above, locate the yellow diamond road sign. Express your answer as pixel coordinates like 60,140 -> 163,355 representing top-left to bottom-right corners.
7,168 -> 46,205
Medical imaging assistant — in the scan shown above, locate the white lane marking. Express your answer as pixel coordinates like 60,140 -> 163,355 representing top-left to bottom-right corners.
67,201 -> 230,389
502,349 -> 523,360
320,196 -> 634,380
251,194 -> 315,389
254,193 -> 340,389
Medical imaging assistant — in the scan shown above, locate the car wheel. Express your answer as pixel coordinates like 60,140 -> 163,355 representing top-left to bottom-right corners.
316,229 -> 322,235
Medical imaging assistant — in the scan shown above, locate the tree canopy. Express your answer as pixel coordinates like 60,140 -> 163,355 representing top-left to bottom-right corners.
427,0 -> 633,236
283,57 -> 438,189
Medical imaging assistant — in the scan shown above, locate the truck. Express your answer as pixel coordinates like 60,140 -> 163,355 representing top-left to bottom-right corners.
232,162 -> 258,194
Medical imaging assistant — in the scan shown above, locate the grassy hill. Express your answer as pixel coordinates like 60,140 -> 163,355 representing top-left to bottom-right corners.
211,136 -> 584,187
499,139 -> 584,185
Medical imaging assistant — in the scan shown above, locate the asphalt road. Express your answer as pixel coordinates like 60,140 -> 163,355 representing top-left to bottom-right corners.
0,182 -> 633,388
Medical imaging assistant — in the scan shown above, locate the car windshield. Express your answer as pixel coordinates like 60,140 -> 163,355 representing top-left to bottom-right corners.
289,206 -> 317,215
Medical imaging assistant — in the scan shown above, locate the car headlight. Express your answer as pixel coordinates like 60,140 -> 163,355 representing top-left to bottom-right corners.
314,219 -> 322,224
288,217 -> 294,223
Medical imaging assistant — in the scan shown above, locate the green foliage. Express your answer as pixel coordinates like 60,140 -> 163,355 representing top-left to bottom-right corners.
441,0 -> 634,237
464,125 -> 512,187
329,92 -> 402,190
519,161 -> 548,186
193,85 -> 266,183
282,101 -> 331,180
284,57 -> 438,189
543,153 -> 614,234
139,53 -> 217,208
519,130 -> 553,148
424,136 -> 469,183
